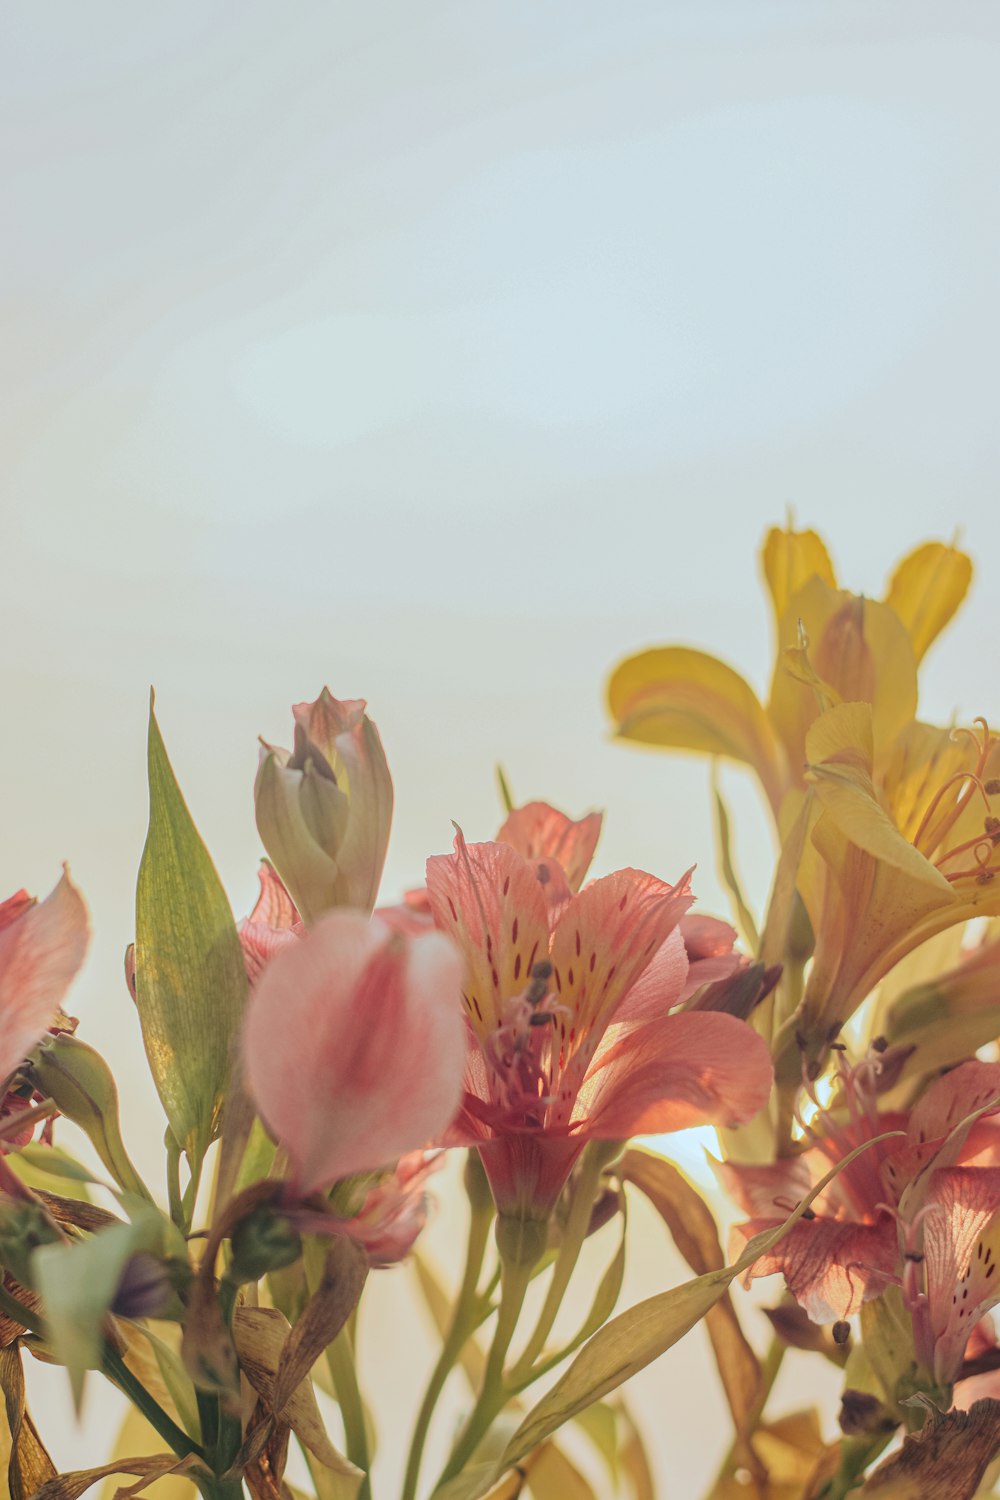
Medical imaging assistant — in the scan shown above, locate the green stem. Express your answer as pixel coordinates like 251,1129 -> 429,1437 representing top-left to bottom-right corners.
326,1321 -> 371,1500
401,1203 -> 492,1500
432,1255 -> 533,1493
103,1344 -> 205,1463
510,1146 -> 605,1383
815,1431 -> 894,1499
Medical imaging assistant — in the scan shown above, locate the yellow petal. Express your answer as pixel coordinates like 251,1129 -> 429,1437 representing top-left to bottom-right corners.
607,647 -> 788,812
761,525 -> 837,625
884,540 -> 973,664
769,581 -> 917,780
804,703 -> 952,893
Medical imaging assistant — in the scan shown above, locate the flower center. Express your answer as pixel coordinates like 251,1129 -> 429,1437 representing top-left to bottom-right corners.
913,718 -> 1000,884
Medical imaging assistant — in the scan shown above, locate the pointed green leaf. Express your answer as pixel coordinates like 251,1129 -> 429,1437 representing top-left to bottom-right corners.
135,697 -> 248,1169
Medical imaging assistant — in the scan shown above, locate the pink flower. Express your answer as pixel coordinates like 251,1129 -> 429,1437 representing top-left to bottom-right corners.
724,1056 -> 1000,1335
0,870 -> 89,1090
241,910 -> 467,1196
426,831 -> 773,1222
339,1150 -> 444,1267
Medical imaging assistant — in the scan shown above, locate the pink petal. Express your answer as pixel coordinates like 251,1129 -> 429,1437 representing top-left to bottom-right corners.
242,911 -> 467,1195
718,1155 -> 814,1220
679,914 -> 738,961
605,929 -> 689,1033
426,833 -> 550,1035
247,862 -> 300,929
496,802 -> 603,892
577,1010 -> 773,1137
731,1215 -> 898,1323
922,1166 -> 1000,1383
548,868 -> 694,1037
0,869 -> 89,1084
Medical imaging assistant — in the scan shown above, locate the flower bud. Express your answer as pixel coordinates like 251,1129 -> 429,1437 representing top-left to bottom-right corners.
254,691 -> 393,923
111,1251 -> 173,1319
0,1198 -> 62,1287
228,1205 -> 303,1284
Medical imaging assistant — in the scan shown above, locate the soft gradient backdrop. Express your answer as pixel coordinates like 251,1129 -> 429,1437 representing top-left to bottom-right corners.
4,2 -> 1000,1493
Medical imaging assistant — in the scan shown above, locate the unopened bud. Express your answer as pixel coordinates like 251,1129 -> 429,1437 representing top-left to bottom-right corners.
112,1252 -> 172,1319
229,1205 -> 303,1284
254,690 -> 392,923
0,1200 -> 63,1287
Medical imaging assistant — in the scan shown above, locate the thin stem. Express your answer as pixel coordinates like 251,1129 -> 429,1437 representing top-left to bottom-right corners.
814,1431 -> 894,1500
103,1344 -> 205,1463
401,1202 -> 492,1500
326,1322 -> 371,1500
510,1146 -> 605,1383
432,1255 -> 533,1493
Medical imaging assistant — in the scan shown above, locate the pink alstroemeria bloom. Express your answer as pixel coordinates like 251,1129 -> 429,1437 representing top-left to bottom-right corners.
241,909 -> 467,1197
0,870 -> 89,1092
383,797 -> 746,1000
426,832 -> 773,1223
725,1057 -> 1000,1329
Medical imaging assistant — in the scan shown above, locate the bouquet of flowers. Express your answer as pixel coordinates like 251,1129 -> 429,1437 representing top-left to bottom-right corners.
4,522 -> 1000,1500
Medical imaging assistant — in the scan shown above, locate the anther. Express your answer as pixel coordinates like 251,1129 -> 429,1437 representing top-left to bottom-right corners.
528,1012 -> 555,1028
872,1036 -> 889,1053
903,1250 -> 924,1264
531,960 -> 553,981
832,1320 -> 851,1345
987,780 -> 1000,796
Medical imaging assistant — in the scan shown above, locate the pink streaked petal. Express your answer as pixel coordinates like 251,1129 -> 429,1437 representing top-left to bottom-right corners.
603,929 -> 689,1034
242,911 -> 468,1195
731,1215 -> 898,1323
496,802 -> 603,892
908,1061 -> 1000,1149
549,868 -> 695,1042
0,869 -> 89,1084
578,1010 -> 773,1137
426,833 -> 550,1036
923,1166 -> 1000,1383
248,861 -> 300,930
238,920 -> 299,986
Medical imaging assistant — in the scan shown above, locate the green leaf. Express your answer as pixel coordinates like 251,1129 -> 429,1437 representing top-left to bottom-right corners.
134,696 -> 248,1171
33,1224 -> 139,1408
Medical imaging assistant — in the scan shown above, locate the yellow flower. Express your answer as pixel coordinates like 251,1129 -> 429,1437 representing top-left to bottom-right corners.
792,702 -> 1000,1063
607,524 -> 972,824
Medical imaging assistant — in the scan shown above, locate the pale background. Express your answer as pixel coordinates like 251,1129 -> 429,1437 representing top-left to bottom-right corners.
4,2 -> 1000,1494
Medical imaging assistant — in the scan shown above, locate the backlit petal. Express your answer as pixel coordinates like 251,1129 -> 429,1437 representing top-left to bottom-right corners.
579,1011 -> 773,1137
496,802 -> 602,892
426,833 -> 550,1037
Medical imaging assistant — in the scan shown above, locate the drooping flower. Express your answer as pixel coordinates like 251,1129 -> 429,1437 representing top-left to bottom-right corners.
241,909 -> 467,1196
724,1056 -> 1000,1333
337,1150 -> 444,1267
607,524 -> 971,824
0,870 -> 89,1092
254,690 -> 393,924
426,832 -> 773,1223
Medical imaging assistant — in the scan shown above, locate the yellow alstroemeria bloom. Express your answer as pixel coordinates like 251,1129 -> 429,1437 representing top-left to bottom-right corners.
607,525 -> 972,824
790,701 -> 1000,1068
